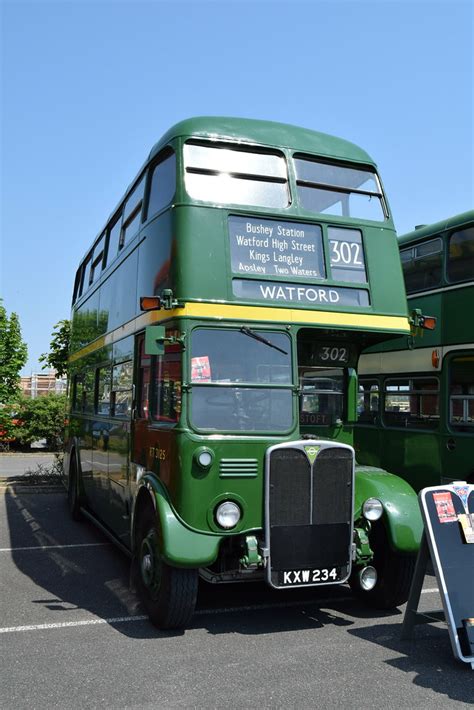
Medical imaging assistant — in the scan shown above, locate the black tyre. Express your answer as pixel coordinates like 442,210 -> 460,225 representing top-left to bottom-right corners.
67,456 -> 83,522
350,521 -> 416,609
133,504 -> 198,630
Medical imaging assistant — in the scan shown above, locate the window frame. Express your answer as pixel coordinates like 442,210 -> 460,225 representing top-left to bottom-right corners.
382,376 -> 440,430
448,353 -> 474,432
357,378 -> 380,425
293,154 -> 388,221
182,139 -> 290,210
144,148 -> 177,222
400,237 -> 443,294
110,360 -> 133,418
447,226 -> 474,285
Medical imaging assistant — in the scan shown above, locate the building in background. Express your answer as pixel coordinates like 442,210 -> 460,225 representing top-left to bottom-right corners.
20,370 -> 67,398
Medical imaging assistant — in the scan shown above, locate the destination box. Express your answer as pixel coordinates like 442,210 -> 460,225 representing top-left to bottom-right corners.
232,279 -> 370,307
229,216 -> 325,280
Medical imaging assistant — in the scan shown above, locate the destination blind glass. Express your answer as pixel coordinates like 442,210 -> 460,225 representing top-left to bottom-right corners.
232,279 -> 370,307
229,216 -> 370,306
229,216 -> 325,279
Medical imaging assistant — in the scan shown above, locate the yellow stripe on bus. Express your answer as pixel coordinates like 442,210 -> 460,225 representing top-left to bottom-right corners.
69,303 -> 410,363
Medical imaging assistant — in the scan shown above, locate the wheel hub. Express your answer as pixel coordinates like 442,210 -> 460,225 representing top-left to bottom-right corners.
140,530 -> 161,593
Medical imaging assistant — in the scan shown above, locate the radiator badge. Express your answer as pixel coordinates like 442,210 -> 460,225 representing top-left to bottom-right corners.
304,445 -> 320,465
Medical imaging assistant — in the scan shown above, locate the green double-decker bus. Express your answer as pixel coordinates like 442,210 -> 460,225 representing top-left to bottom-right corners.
356,210 -> 474,490
65,117 -> 422,629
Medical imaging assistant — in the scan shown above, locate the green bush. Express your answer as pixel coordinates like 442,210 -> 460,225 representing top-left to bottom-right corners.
16,393 -> 67,451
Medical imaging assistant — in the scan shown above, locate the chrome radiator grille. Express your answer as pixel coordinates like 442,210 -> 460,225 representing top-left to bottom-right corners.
265,441 -> 353,589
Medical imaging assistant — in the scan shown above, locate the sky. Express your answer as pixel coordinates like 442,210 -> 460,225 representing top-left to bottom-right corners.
1,0 -> 473,375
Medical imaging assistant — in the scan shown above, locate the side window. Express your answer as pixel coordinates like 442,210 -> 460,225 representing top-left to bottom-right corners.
147,151 -> 176,219
72,375 -> 84,412
111,360 -> 133,417
121,176 -> 145,247
107,212 -> 122,265
72,269 -> 82,304
80,255 -> 93,297
383,377 -> 439,429
449,355 -> 474,431
151,343 -> 182,424
90,233 -> 106,284
95,367 -> 111,415
400,238 -> 443,294
357,379 -> 379,424
447,227 -> 474,283
137,336 -> 151,418
83,369 -> 95,414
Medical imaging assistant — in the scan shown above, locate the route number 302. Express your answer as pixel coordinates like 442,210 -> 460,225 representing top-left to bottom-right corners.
317,346 -> 349,364
330,239 -> 363,266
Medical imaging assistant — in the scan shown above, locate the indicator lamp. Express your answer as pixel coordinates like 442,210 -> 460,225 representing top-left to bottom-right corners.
194,447 -> 214,469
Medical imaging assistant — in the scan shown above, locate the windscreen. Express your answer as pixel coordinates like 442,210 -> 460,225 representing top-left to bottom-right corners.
190,327 -> 293,432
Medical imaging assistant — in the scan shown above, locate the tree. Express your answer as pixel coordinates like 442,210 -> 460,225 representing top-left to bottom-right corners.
16,393 -> 67,450
0,300 -> 28,404
39,319 -> 71,378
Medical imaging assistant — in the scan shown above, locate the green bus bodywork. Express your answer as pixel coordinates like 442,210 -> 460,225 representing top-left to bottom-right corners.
65,117 -> 421,628
356,210 -> 474,490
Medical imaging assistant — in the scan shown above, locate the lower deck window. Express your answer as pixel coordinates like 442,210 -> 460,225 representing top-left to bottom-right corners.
384,377 -> 439,429
151,346 -> 182,424
449,355 -> 474,431
357,379 -> 379,424
111,361 -> 133,417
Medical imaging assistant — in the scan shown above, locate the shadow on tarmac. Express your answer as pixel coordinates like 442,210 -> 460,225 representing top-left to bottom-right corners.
6,487 -> 474,701
4,488 -> 396,639
348,623 -> 474,703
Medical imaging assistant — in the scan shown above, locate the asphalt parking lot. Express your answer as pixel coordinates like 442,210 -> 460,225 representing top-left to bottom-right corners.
1,486 -> 473,709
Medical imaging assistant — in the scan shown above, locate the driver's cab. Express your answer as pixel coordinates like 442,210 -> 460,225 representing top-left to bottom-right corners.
297,330 -> 356,443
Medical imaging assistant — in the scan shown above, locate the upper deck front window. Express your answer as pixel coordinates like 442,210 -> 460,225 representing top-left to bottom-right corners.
183,141 -> 289,208
294,156 -> 386,221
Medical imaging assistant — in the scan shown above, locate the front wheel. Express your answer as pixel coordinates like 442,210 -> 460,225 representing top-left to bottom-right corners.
133,505 -> 198,630
350,522 -> 416,609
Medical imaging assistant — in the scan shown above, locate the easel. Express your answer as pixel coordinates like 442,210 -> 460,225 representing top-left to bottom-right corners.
401,484 -> 474,670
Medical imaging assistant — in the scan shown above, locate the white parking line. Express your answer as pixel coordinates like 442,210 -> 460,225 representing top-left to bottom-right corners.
0,588 -> 441,634
0,542 -> 111,552
0,616 -> 148,634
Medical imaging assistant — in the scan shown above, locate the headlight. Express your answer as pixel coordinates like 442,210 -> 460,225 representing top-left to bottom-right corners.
194,447 -> 214,469
362,497 -> 383,521
215,501 -> 241,529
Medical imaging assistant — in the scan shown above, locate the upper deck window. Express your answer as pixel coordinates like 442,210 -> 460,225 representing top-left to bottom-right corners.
183,141 -> 289,209
120,176 -> 145,247
146,151 -> 176,219
447,226 -> 474,283
107,212 -> 122,264
400,237 -> 443,294
294,157 -> 385,221
90,233 -> 105,284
